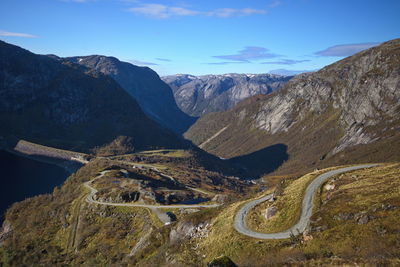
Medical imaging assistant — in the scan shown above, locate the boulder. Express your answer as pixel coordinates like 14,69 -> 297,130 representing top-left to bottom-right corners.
212,194 -> 228,203
263,206 -> 277,220
324,183 -> 335,191
302,229 -> 313,242
357,214 -> 369,225
169,221 -> 196,245
169,221 -> 210,244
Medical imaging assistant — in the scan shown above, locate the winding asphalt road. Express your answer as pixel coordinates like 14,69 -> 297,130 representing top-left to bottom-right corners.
234,164 -> 379,239
84,171 -> 220,224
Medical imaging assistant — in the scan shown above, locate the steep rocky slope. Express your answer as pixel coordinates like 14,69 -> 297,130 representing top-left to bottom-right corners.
162,73 -> 291,117
66,56 -> 195,134
0,40 -> 188,153
185,39 -> 400,176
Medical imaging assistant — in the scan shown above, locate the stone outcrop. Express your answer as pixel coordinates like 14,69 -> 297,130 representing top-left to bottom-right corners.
0,221 -> 12,246
263,206 -> 277,220
169,221 -> 210,245
253,39 -> 400,153
212,194 -> 228,203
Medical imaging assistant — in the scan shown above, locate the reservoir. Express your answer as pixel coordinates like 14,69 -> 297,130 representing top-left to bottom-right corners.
0,150 -> 70,218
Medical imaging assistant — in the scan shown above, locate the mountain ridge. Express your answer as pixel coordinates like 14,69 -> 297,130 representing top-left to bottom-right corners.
185,39 -> 400,176
0,40 -> 188,154
65,55 -> 195,134
162,73 -> 292,117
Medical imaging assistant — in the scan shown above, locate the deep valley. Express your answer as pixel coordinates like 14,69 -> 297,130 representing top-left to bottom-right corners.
0,15 -> 399,266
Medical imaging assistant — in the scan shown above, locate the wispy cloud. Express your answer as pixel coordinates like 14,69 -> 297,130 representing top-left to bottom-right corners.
207,8 -> 266,18
119,0 -> 140,3
269,69 -> 315,76
128,4 -> 266,19
0,30 -> 38,38
213,46 -> 280,62
128,4 -> 197,19
315,42 -> 380,57
60,0 -> 93,2
261,59 -> 310,65
155,58 -> 172,62
128,59 -> 158,66
268,0 -> 282,8
204,61 -> 247,65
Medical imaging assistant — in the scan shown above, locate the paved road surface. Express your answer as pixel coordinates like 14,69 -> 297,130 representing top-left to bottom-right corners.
84,171 -> 220,224
234,164 -> 378,239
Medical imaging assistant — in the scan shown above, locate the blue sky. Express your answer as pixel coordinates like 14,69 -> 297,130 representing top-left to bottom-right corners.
1,0 -> 399,76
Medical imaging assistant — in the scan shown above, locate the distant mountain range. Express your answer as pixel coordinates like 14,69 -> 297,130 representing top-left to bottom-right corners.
65,56 -> 195,134
162,73 -> 292,117
185,39 -> 400,175
0,40 -> 188,154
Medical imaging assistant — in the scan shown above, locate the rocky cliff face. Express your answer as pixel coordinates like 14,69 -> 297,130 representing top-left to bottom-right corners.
253,39 -> 399,153
0,40 -> 188,153
162,73 -> 291,117
185,39 -> 400,175
65,56 -> 195,134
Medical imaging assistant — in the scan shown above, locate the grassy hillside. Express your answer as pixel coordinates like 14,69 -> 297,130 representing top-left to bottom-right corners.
0,147 -> 252,266
169,163 -> 400,266
2,163 -> 399,266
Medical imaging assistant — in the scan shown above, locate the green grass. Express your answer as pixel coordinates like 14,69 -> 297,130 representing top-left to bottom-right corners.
136,149 -> 191,158
171,163 -> 400,266
302,163 -> 400,260
246,166 -> 342,233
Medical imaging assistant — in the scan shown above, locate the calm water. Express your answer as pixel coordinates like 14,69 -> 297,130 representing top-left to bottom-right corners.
0,150 -> 70,217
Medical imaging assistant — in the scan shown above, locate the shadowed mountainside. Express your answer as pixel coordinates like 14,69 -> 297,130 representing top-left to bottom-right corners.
66,56 -> 196,134
0,40 -> 188,154
228,144 -> 289,178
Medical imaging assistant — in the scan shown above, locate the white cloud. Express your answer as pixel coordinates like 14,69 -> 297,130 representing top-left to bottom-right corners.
128,4 -> 265,19
0,30 -> 38,38
128,4 -> 198,18
128,59 -> 158,66
213,46 -> 280,62
315,43 -> 380,57
155,58 -> 172,62
207,8 -> 265,18
261,59 -> 310,65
